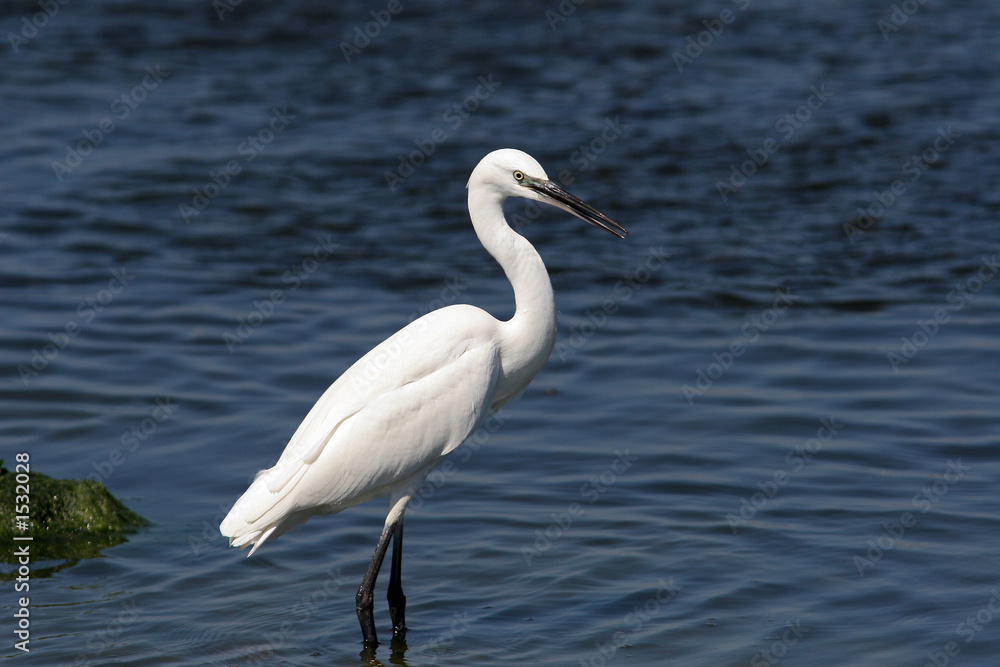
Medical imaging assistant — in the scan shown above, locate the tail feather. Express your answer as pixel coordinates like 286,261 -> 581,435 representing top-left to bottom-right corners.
237,525 -> 276,557
220,461 -> 314,556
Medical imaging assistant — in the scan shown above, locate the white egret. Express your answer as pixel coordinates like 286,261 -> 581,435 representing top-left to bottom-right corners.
220,148 -> 626,648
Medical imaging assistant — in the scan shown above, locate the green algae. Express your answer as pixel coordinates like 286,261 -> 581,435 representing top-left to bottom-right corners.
0,462 -> 148,576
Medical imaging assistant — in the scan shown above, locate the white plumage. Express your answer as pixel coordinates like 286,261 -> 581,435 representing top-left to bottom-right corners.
221,306 -> 506,554
220,148 -> 626,647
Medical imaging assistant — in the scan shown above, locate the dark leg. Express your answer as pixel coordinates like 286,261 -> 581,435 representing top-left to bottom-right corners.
387,520 -> 406,639
356,519 -> 398,648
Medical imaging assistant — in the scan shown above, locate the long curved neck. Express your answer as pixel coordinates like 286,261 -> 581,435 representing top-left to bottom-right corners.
468,187 -> 556,370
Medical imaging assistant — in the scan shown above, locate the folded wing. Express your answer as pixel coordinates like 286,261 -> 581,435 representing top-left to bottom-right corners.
220,306 -> 501,555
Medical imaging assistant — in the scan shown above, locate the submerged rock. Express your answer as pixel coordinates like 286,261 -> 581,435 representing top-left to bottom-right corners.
0,462 -> 148,575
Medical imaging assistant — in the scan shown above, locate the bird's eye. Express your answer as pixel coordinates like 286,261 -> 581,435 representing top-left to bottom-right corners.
513,170 -> 525,182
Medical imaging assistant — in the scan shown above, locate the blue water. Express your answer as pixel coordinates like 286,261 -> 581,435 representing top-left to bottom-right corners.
2,1 -> 1000,665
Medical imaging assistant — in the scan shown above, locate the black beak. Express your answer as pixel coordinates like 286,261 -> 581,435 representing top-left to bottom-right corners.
525,178 -> 627,239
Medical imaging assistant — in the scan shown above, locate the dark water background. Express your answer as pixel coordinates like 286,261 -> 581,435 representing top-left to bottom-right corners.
2,1 -> 1000,665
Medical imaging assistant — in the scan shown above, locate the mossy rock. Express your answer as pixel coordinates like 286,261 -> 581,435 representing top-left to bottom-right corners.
0,463 -> 148,576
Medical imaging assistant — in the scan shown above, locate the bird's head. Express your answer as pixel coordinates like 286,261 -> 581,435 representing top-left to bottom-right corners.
468,148 -> 627,239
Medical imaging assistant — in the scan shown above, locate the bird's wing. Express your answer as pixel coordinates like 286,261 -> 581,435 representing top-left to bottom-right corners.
292,337 -> 500,509
275,305 -> 493,467
221,307 -> 500,552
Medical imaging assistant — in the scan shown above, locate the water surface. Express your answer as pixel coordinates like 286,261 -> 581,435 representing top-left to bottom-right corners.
2,1 -> 999,665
